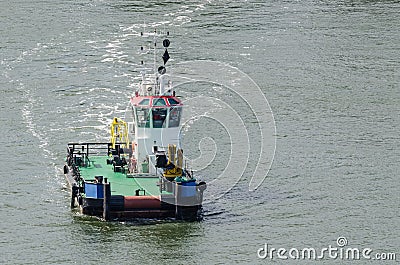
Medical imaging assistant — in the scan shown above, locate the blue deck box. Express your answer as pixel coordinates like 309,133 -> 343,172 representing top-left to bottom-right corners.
84,183 -> 104,199
181,180 -> 197,197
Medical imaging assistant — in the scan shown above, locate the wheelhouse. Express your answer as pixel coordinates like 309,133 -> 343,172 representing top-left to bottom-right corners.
129,96 -> 183,129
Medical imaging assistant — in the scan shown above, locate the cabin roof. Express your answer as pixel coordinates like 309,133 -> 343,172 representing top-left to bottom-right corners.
130,95 -> 183,108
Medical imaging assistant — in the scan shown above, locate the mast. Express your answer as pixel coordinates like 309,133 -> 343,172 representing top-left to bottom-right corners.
127,29 -> 180,174
136,29 -> 171,97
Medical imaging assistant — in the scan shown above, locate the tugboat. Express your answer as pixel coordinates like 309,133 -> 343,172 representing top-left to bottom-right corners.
64,31 -> 206,221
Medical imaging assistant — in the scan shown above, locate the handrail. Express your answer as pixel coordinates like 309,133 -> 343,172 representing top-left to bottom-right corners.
67,142 -> 129,157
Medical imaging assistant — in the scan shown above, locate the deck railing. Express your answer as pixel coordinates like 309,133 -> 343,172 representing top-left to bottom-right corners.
67,142 -> 130,158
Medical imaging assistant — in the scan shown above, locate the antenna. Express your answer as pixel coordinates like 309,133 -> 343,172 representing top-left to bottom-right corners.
142,19 -> 145,37
153,28 -> 157,84
136,28 -> 173,96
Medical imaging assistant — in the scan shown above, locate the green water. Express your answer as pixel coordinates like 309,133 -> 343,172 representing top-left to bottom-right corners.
1,1 -> 399,264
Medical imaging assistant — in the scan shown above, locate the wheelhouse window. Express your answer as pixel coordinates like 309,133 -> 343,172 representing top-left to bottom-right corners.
138,99 -> 150,106
152,108 -> 167,128
167,98 -> 179,105
169,107 -> 182,128
153,98 -> 167,107
136,108 -> 150,128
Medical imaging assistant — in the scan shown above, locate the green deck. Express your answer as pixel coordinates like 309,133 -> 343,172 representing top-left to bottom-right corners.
78,156 -> 168,196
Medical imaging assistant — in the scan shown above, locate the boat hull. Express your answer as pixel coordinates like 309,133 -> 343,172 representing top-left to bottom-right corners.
77,195 -> 203,221
65,142 -> 206,222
